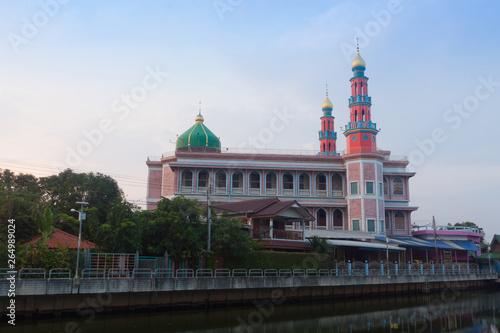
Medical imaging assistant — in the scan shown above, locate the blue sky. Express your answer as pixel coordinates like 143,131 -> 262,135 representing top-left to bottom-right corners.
1,1 -> 499,239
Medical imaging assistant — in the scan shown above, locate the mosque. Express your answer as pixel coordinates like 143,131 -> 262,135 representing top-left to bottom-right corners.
146,49 -> 419,251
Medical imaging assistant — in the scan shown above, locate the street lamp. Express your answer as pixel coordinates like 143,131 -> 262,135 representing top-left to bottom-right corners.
71,201 -> 89,278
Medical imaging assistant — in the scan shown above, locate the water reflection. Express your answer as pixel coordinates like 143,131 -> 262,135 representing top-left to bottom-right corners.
3,290 -> 500,332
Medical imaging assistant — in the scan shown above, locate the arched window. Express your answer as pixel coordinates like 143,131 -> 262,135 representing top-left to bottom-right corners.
328,142 -> 331,152
362,110 -> 365,121
393,177 -> 404,196
232,171 -> 243,195
215,170 -> 227,194
316,173 -> 327,197
197,170 -> 209,193
249,171 -> 260,195
282,172 -> 294,196
333,209 -> 343,230
265,172 -> 277,195
317,209 -> 327,230
383,177 -> 389,195
394,211 -> 405,230
299,173 -> 310,196
181,169 -> 193,193
354,110 -> 357,122
332,173 -> 344,198
385,211 -> 390,231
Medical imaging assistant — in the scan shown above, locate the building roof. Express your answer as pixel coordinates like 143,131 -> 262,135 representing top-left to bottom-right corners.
176,113 -> 221,152
212,197 -> 314,221
26,228 -> 97,250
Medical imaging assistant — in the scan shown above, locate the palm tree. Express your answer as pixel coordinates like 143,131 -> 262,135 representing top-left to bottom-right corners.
307,236 -> 332,254
35,207 -> 55,242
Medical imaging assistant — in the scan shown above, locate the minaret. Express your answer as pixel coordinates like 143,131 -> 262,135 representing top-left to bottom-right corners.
318,86 -> 338,156
344,47 -> 379,154
343,48 -> 385,234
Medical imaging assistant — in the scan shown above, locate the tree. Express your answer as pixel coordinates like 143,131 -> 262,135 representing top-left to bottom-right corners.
307,236 -> 333,254
453,221 -> 486,244
210,213 -> 257,260
141,197 -> 205,259
99,200 -> 141,253
35,207 -> 56,241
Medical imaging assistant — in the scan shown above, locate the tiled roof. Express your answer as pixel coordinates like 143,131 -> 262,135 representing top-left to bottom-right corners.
212,197 -> 314,221
27,228 -> 97,250
212,197 -> 279,214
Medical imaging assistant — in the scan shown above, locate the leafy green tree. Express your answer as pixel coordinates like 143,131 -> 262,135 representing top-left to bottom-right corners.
210,213 -> 257,260
99,201 -> 141,253
35,207 -> 56,241
307,236 -> 333,254
453,221 -> 485,244
141,197 -> 205,259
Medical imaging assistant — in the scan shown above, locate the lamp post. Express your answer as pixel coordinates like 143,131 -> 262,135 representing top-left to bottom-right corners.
71,201 -> 89,278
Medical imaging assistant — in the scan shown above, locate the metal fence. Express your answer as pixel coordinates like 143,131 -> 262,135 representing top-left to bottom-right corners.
1,262 -> 490,279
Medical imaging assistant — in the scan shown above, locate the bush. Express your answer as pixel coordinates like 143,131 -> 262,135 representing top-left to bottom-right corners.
223,251 -> 332,270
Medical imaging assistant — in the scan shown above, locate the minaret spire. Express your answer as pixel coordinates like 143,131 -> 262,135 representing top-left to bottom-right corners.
344,49 -> 378,154
318,84 -> 338,156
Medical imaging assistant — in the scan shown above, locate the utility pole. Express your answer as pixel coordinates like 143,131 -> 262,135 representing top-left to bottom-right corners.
72,201 -> 89,278
207,185 -> 212,252
433,216 -> 438,266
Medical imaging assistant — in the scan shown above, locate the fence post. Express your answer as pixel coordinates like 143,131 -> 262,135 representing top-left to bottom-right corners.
420,263 -> 423,275
467,263 -> 469,274
442,264 -> 445,275
452,264 -> 454,274
365,261 -> 369,276
335,262 -> 338,276
431,263 -> 435,275
395,261 -> 398,275
408,262 -> 411,275
348,260 -> 352,276
381,261 -> 384,276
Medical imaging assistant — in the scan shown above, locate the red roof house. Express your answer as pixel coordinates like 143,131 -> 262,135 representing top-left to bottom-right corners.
26,228 -> 97,250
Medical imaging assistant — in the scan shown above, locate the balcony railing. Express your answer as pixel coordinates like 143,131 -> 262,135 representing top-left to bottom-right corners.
344,121 -> 377,131
348,95 -> 372,105
266,189 -> 277,195
318,131 -> 337,139
412,225 -> 482,233
254,229 -> 304,241
231,188 -> 243,195
332,190 -> 344,198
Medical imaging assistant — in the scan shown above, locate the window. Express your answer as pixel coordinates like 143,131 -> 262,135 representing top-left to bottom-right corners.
317,209 -> 326,229
198,170 -> 209,188
332,173 -> 343,197
333,209 -> 343,230
385,211 -> 390,231
380,220 -> 385,233
232,171 -> 242,188
283,172 -> 294,190
352,220 -> 360,231
316,174 -> 326,191
350,181 -> 359,195
250,171 -> 260,189
366,181 -> 374,194
383,178 -> 389,195
395,211 -> 405,230
299,173 -> 310,190
367,219 -> 375,232
379,182 -> 383,196
216,171 -> 226,188
182,170 -> 192,187
266,172 -> 277,189
393,177 -> 404,196
232,171 -> 243,194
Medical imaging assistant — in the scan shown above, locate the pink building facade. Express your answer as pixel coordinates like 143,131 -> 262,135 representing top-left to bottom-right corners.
146,50 -> 418,238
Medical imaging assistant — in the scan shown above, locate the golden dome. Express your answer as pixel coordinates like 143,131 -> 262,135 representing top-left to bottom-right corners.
351,50 -> 366,68
195,114 -> 204,123
322,95 -> 333,109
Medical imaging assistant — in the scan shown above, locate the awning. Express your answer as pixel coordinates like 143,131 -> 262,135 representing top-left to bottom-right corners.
375,237 -> 477,251
326,239 -> 405,251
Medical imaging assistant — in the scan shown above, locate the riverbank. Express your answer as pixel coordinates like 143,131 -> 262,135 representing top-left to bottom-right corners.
0,271 -> 497,319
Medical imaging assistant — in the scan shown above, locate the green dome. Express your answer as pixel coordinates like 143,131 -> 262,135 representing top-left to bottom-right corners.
176,113 -> 221,152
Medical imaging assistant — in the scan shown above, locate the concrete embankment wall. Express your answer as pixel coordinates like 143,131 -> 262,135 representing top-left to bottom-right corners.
0,273 -> 497,317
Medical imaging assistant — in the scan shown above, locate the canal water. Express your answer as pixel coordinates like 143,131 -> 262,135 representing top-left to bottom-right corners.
2,290 -> 500,332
